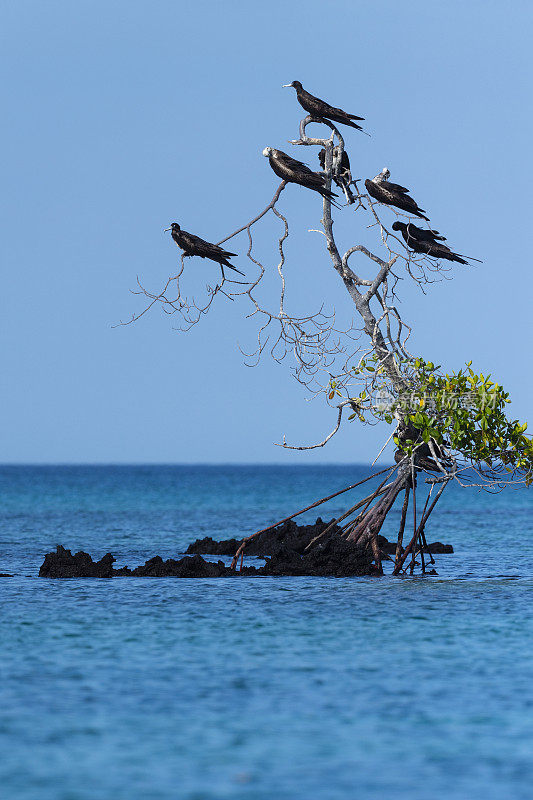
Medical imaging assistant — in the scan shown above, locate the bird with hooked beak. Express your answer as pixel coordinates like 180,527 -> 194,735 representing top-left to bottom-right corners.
164,224 -> 244,276
263,147 -> 339,205
365,169 -> 429,221
283,81 -> 365,131
391,221 -> 481,265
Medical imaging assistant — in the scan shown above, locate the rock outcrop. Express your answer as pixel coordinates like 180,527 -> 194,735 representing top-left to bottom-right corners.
39,546 -> 115,578
38,520 -> 452,578
186,519 -> 454,558
39,519 -> 373,578
376,535 -> 453,555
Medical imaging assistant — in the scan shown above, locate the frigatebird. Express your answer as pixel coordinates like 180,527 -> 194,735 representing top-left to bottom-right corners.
283,81 -> 365,131
318,146 -> 355,204
263,147 -> 339,205
391,221 -> 480,265
164,223 -> 244,275
392,222 -> 446,243
318,146 -> 350,173
365,169 -> 429,221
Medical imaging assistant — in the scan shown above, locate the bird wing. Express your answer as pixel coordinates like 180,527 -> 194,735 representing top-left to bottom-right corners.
418,240 -> 460,260
308,91 -> 364,120
298,86 -> 364,121
316,98 -> 346,116
319,98 -> 363,120
181,231 -> 236,259
381,180 -> 410,194
408,224 -> 446,242
431,242 -> 455,257
396,193 -> 426,215
366,179 -> 403,205
276,150 -> 316,177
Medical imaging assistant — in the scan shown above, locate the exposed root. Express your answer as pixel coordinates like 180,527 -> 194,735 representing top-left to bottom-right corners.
231,462 -> 451,576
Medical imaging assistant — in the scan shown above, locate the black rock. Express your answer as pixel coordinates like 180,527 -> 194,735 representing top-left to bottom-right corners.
186,517 -> 373,577
377,535 -> 397,555
262,532 -> 372,577
39,545 -> 115,578
39,516 -> 451,579
38,528 -> 373,578
186,517 -> 342,558
185,536 -> 240,556
425,541 -> 454,554
130,554 -> 230,577
377,534 -> 453,555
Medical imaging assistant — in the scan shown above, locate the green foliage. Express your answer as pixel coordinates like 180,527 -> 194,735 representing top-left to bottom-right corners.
344,356 -> 533,482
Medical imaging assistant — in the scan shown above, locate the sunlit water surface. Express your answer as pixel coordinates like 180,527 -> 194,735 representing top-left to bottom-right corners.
1,465 -> 532,799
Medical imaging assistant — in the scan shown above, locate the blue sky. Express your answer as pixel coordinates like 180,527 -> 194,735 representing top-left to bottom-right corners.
1,0 -> 531,463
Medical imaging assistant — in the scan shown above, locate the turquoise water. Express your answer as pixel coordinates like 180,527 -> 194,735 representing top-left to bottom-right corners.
1,465 -> 532,799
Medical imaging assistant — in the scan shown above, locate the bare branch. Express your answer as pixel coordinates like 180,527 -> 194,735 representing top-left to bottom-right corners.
275,401 -> 355,450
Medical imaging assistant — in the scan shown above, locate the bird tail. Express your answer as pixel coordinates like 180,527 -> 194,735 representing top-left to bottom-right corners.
413,211 -> 430,222
325,192 -> 342,210
346,120 -> 365,131
225,261 -> 245,276
318,188 -> 341,208
457,254 -> 483,264
347,114 -> 365,121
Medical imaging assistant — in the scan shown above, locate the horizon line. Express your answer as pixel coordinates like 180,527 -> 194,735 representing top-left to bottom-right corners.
0,461 -> 392,467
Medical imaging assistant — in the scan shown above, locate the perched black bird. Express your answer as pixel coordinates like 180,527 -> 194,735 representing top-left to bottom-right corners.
283,81 -> 365,131
365,169 -> 429,221
263,147 -> 339,204
318,146 -> 351,173
393,222 -> 446,243
319,147 -> 360,205
318,146 -> 355,204
392,221 -> 478,265
164,223 -> 244,275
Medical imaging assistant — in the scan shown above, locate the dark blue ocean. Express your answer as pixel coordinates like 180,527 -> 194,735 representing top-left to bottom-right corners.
1,465 -> 532,800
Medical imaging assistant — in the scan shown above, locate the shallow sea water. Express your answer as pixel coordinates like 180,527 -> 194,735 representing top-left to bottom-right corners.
1,465 -> 532,799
